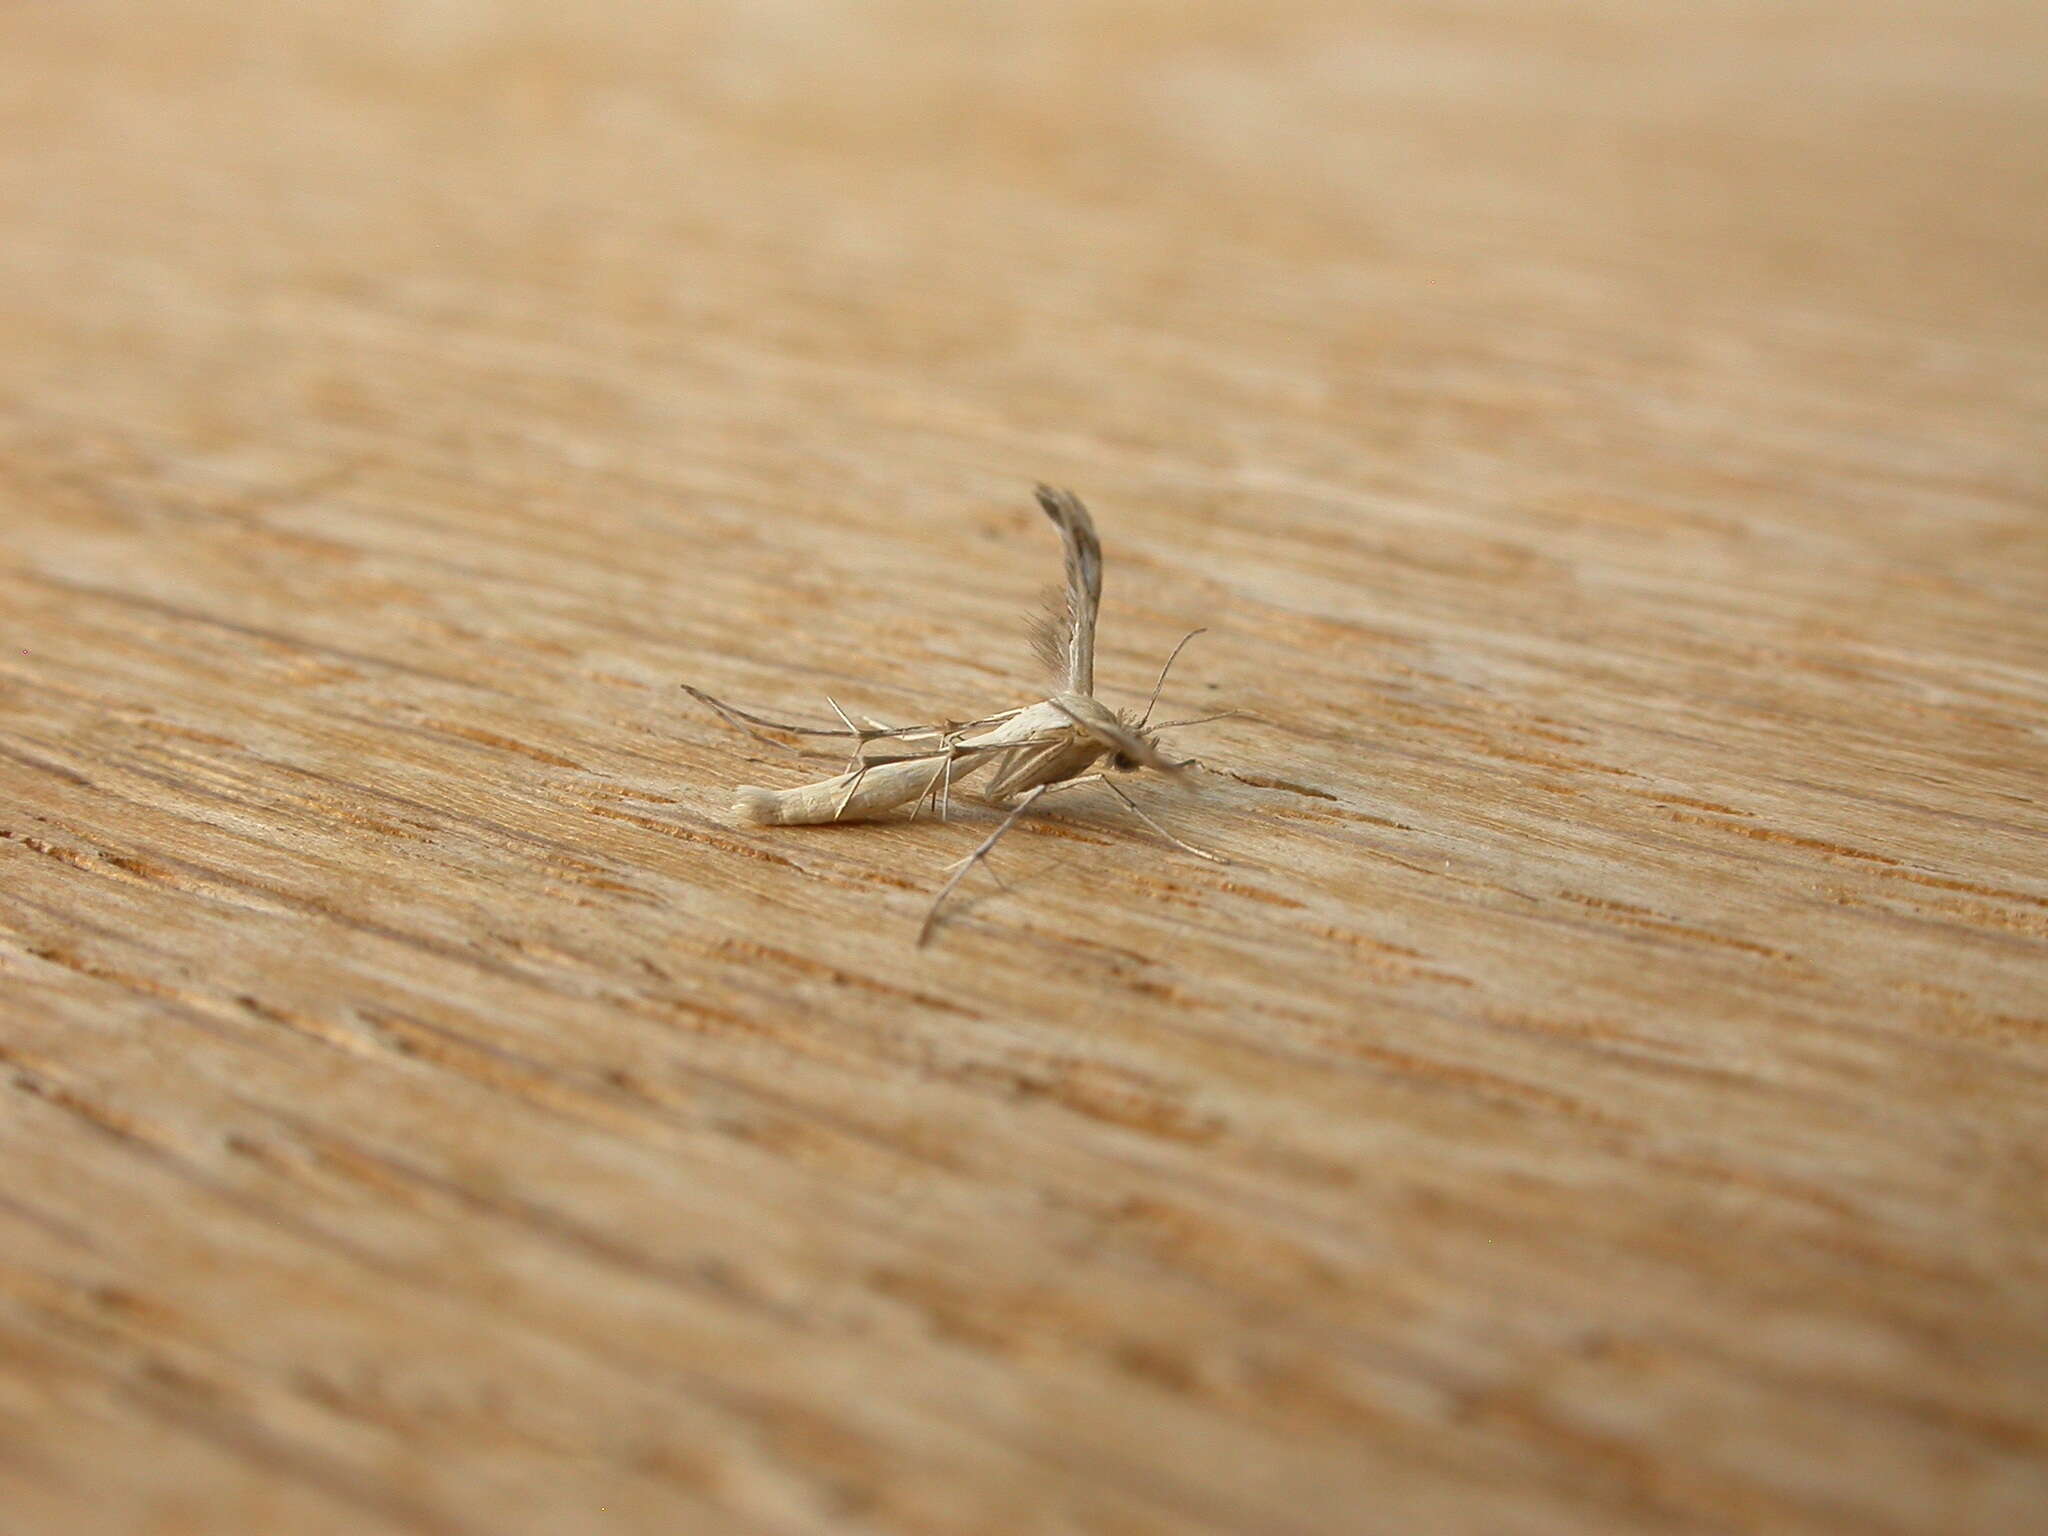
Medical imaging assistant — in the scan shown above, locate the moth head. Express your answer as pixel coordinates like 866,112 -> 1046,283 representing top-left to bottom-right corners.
1103,711 -> 1188,779
1047,697 -> 1185,778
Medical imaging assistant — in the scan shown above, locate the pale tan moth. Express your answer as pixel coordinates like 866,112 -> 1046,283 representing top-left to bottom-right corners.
684,486 -> 1232,943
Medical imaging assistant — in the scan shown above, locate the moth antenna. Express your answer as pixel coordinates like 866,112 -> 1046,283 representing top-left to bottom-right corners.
1149,708 -> 1244,731
1139,628 -> 1207,727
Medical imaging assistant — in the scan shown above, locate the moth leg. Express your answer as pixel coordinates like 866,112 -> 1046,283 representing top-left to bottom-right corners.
909,750 -> 957,823
832,760 -> 876,820
824,696 -> 869,774
939,735 -> 980,821
825,695 -> 948,775
827,693 -> 927,744
936,720 -> 997,821
937,847 -> 1012,893
935,744 -> 968,821
1099,776 -> 1228,863
919,783 -> 1051,946
1038,773 -> 1102,795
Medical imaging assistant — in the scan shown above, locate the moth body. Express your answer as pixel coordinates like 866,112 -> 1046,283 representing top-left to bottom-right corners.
734,749 -> 998,825
688,485 -> 1226,940
733,693 -> 1126,824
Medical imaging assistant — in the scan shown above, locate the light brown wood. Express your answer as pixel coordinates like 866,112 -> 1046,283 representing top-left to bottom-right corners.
3,3 -> 2045,1533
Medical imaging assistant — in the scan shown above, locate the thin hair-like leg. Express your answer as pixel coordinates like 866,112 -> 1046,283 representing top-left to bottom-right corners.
1098,776 -> 1227,863
910,753 -> 952,822
832,760 -> 874,820
919,783 -> 1051,946
911,738 -> 977,822
825,696 -> 883,774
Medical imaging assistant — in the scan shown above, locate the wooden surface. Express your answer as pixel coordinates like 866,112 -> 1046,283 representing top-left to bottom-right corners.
4,3 -> 2046,1532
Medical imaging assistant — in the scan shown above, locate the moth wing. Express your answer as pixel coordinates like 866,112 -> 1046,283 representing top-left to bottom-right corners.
1026,584 -> 1071,683
1033,485 -> 1102,695
984,737 -> 1082,802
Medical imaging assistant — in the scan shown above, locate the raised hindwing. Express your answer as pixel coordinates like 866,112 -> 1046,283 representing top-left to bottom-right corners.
1032,486 -> 1102,696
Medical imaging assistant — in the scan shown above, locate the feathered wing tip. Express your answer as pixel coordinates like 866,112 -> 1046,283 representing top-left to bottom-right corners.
1033,485 -> 1102,696
1026,583 -> 1070,681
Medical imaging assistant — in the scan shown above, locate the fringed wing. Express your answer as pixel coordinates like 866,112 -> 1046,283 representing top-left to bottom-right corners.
1026,585 -> 1070,682
1033,485 -> 1102,695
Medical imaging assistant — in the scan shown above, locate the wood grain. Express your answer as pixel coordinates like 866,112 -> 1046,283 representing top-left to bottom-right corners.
3,3 -> 2045,1532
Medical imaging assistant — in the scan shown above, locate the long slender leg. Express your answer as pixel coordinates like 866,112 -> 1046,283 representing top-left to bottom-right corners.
825,697 -> 871,774
919,783 -> 1051,946
934,725 -> 981,822
1033,773 -> 1224,861
1099,776 -> 1228,863
832,761 -> 874,820
910,749 -> 959,823
1036,773 -> 1102,798
939,777 -> 1095,867
915,749 -> 942,821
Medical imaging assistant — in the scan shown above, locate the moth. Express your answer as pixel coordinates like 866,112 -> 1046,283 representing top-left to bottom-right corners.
684,486 -> 1231,943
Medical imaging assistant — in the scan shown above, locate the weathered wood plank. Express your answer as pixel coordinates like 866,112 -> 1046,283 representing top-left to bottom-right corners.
2,3 -> 2045,1532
